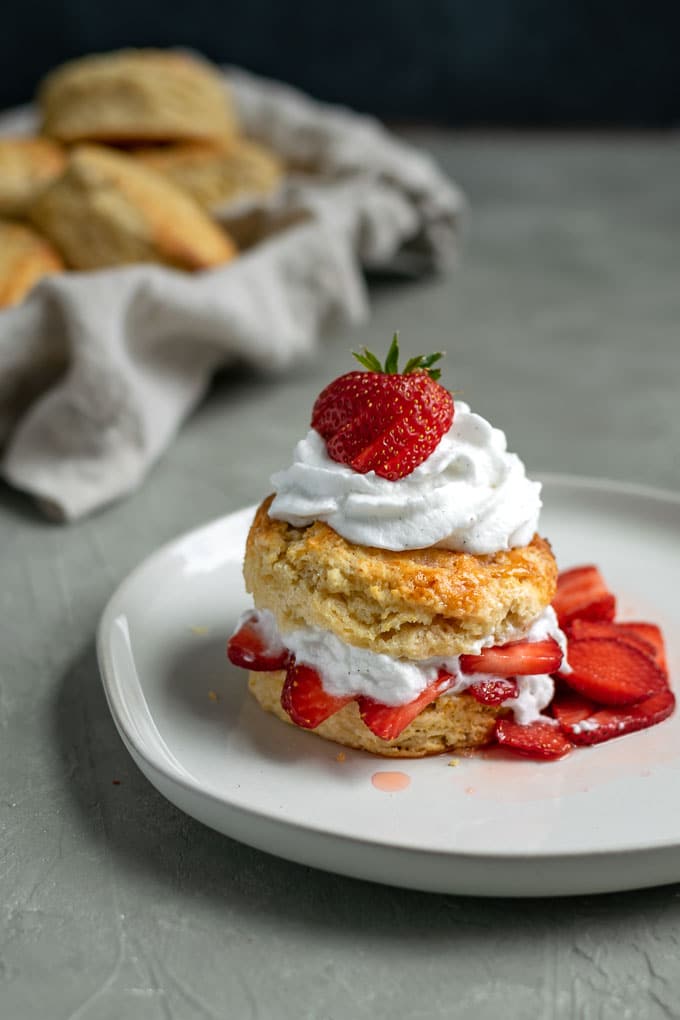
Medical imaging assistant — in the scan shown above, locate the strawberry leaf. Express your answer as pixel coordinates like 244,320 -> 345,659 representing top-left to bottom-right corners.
420,351 -> 444,367
403,351 -> 444,377
384,333 -> 400,374
350,336 -> 446,381
352,348 -> 383,372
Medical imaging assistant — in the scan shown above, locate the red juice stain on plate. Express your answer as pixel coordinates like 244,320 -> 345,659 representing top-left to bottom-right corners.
371,771 -> 411,793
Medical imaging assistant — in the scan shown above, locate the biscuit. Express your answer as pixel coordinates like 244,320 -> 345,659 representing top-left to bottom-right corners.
244,496 -> 558,660
39,49 -> 237,144
0,220 -> 64,308
248,670 -> 504,757
134,137 -> 283,211
0,138 -> 66,218
30,144 -> 237,271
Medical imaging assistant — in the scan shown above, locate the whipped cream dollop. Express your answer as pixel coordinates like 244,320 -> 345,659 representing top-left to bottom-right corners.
248,606 -> 567,726
269,402 -> 542,553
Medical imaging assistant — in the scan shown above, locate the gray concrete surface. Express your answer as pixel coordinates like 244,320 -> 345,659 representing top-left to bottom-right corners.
1,134 -> 680,1019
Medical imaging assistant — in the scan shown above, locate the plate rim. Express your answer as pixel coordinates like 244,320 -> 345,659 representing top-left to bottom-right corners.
97,473 -> 680,865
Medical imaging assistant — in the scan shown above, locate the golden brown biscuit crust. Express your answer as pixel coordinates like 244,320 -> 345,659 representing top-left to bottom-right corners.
0,220 -> 64,308
0,138 -> 66,218
30,144 -> 237,271
245,495 -> 558,659
39,49 -> 236,144
249,670 -> 504,757
134,137 -> 283,211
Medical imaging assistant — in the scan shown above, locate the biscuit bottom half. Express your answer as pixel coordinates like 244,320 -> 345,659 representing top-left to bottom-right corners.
248,670 -> 506,758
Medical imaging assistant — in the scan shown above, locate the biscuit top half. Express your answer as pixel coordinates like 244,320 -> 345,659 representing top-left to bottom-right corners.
39,48 -> 237,144
245,495 -> 557,660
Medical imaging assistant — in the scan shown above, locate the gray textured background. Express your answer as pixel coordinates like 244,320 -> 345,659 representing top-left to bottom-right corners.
2,134 -> 680,1018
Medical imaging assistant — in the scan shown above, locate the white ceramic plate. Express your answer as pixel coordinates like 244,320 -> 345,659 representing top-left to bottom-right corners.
97,476 -> 680,897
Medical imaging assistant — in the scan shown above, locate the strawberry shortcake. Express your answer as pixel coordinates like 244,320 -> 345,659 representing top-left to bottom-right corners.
228,337 -> 673,759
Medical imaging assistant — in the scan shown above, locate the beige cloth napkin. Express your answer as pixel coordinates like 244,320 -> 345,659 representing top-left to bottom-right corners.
0,68 -> 465,521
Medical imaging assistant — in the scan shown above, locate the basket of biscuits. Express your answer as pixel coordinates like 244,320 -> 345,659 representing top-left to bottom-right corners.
0,50 -> 462,520
0,49 -> 289,307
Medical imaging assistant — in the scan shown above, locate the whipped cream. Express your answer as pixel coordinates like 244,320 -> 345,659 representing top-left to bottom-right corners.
524,604 -> 569,670
503,675 -> 555,726
269,402 -> 542,554
247,606 -> 567,726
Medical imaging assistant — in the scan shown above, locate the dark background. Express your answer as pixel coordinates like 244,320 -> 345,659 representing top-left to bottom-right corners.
1,0 -> 679,126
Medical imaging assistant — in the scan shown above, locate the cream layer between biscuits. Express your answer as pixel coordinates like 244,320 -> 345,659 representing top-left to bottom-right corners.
237,606 -> 569,726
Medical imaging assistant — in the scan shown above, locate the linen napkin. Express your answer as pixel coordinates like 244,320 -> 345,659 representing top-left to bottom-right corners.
0,68 -> 465,521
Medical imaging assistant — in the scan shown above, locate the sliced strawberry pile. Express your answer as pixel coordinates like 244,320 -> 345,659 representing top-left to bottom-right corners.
558,637 -> 667,706
561,689 -> 676,746
281,661 -> 354,729
227,611 -> 290,671
311,334 -> 454,481
551,684 -> 597,728
617,622 -> 667,673
496,719 -> 573,760
468,677 -> 519,706
460,638 -> 562,677
566,689 -> 676,746
565,618 -> 656,658
551,565 -> 616,628
358,673 -> 451,740
497,565 -> 672,759
553,654 -> 673,742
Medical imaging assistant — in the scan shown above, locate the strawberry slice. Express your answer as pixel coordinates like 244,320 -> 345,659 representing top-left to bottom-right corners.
227,611 -> 290,671
495,719 -> 573,760
562,688 -> 675,746
358,674 -> 451,741
566,619 -> 656,659
617,622 -> 668,673
468,677 -> 519,706
460,638 -> 563,677
551,687 -> 597,728
559,637 -> 667,706
552,565 -> 616,628
281,661 -> 353,729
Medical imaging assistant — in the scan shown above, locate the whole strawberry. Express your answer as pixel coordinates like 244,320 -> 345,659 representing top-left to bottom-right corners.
311,334 -> 454,481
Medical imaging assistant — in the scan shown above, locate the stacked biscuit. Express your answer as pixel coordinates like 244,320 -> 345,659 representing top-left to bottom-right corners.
244,496 -> 558,757
0,49 -> 284,308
